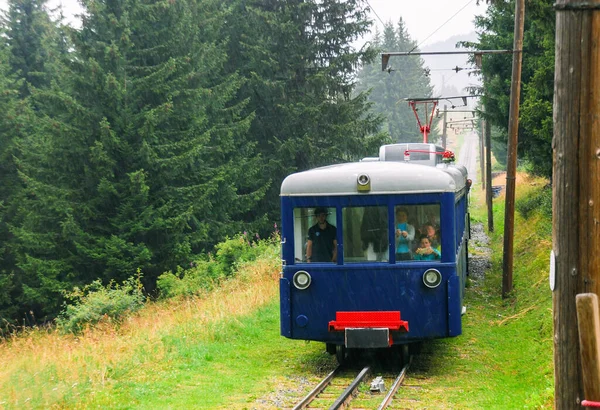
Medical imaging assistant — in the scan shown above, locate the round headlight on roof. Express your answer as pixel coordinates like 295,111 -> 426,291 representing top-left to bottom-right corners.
293,270 -> 312,290
357,174 -> 371,192
423,269 -> 442,288
357,174 -> 370,186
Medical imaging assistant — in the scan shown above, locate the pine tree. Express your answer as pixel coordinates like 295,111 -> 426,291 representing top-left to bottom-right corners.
0,0 -> 66,321
11,0 -> 263,320
0,42 -> 30,321
1,0 -> 63,97
463,0 -> 554,177
222,0 -> 388,232
355,19 -> 437,144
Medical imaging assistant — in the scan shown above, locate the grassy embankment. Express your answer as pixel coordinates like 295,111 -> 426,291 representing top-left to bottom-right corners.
1,173 -> 554,409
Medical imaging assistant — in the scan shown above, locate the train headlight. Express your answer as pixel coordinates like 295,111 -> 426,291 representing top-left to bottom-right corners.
423,269 -> 442,288
356,174 -> 371,192
293,270 -> 312,290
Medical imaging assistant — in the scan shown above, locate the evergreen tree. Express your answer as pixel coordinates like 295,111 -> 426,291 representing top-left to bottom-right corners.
355,19 -> 437,144
11,0 -> 263,320
223,0 -> 388,232
0,0 -> 65,321
0,42 -> 30,321
1,0 -> 63,97
462,0 -> 554,177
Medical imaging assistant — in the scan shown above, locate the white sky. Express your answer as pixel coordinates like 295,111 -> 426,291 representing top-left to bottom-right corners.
365,0 -> 487,46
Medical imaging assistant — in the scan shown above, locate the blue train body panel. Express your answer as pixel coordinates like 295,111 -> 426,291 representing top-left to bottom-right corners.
280,264 -> 462,342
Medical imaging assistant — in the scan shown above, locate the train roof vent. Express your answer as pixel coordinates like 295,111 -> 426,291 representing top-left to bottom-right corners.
379,143 -> 436,162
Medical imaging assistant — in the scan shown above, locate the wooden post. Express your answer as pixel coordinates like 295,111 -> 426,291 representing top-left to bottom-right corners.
576,294 -> 600,406
485,119 -> 494,232
586,2 -> 600,304
480,118 -> 485,191
553,0 -> 600,407
501,0 -> 525,299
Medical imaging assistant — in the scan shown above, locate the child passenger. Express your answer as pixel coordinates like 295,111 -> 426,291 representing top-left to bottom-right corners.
422,223 -> 441,251
395,208 -> 415,261
414,235 -> 441,261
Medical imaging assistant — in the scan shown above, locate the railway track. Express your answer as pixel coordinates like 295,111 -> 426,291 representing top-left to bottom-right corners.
291,357 -> 411,410
457,131 -> 478,184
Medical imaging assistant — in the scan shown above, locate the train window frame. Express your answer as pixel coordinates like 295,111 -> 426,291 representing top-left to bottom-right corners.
393,203 -> 442,263
342,205 -> 389,264
292,207 -> 337,264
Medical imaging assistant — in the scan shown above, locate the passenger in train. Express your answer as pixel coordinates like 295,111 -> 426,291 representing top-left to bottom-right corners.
414,235 -> 441,261
424,211 -> 441,231
422,223 -> 441,251
395,207 -> 415,261
306,207 -> 337,263
360,207 -> 388,261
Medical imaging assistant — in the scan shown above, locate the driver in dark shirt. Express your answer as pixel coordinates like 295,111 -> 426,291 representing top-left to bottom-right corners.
306,207 -> 337,263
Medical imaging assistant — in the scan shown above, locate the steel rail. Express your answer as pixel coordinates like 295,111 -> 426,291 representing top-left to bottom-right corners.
328,366 -> 371,410
292,366 -> 340,410
377,356 -> 412,410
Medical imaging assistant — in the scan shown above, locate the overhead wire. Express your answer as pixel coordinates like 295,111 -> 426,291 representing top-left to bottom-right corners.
365,0 -> 386,28
408,0 -> 475,53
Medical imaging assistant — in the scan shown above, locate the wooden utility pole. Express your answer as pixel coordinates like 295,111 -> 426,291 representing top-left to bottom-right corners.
553,0 -> 600,407
576,294 -> 600,406
485,119 -> 494,232
442,105 -> 448,149
501,0 -> 525,299
480,118 -> 485,190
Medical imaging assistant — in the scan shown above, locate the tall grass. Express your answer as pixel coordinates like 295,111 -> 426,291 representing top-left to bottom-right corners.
0,239 -> 280,408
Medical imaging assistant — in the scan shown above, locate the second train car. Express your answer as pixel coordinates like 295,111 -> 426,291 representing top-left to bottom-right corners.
279,144 -> 470,363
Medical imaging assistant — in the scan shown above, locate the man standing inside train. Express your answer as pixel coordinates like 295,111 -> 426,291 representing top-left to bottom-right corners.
306,207 -> 337,263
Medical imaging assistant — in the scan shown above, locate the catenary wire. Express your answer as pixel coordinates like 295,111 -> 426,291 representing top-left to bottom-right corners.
409,0 -> 475,53
365,0 -> 386,27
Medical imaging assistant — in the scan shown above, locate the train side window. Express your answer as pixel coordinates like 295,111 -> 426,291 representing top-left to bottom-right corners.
394,204 -> 441,262
342,206 -> 388,263
293,207 -> 337,263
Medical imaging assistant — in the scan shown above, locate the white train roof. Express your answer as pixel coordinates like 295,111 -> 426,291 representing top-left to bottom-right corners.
281,161 -> 468,196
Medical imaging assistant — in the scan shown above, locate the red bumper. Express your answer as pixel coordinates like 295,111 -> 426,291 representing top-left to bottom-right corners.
328,311 -> 409,333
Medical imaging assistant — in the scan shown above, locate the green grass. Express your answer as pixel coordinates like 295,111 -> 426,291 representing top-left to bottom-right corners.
452,173 -> 553,408
79,303 -> 293,408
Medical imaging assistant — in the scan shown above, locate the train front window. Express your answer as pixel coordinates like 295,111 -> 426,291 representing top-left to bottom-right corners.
342,206 -> 388,263
293,207 -> 337,263
394,204 -> 441,263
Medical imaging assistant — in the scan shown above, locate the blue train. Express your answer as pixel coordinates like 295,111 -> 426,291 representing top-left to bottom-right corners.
279,143 -> 471,363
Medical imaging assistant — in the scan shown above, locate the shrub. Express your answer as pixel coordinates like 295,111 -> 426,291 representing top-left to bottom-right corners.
515,185 -> 552,219
56,272 -> 145,334
156,261 -> 221,298
157,233 -> 278,298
